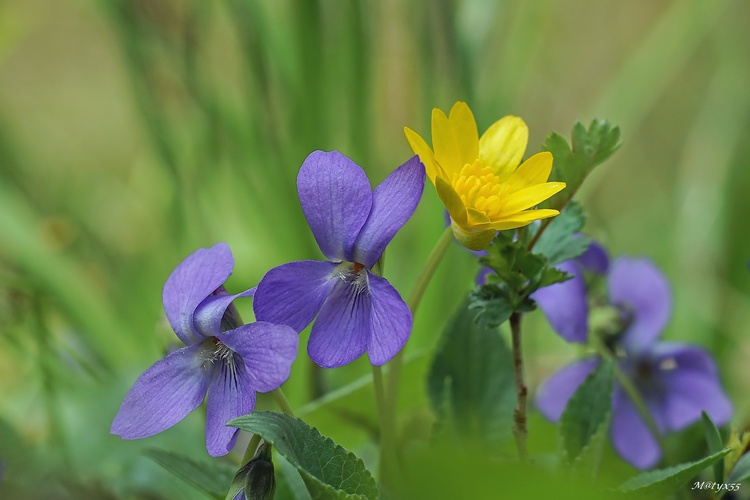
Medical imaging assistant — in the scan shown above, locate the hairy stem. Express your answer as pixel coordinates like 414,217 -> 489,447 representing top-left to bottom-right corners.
510,312 -> 529,462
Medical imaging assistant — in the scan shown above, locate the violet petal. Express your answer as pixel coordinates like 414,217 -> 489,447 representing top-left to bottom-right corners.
297,150 -> 373,261
163,243 -> 235,346
610,387 -> 662,469
111,343 -> 208,439
535,357 -> 599,421
205,357 -> 256,457
220,322 -> 299,393
307,275 -> 371,368
657,357 -> 732,431
531,261 -> 589,343
254,260 -> 338,333
193,288 -> 255,337
366,272 -> 412,366
352,156 -> 425,267
576,239 -> 609,274
608,258 -> 671,353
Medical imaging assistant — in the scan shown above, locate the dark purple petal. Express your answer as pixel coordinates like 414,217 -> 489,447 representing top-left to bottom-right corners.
307,274 -> 371,368
535,357 -> 599,421
193,288 -> 255,337
297,150 -> 373,261
531,261 -> 589,343
163,243 -> 235,345
254,260 -> 338,333
367,272 -> 412,366
220,322 -> 299,393
576,239 -> 609,274
610,387 -> 663,469
111,343 -> 208,439
608,258 -> 671,353
205,358 -> 256,457
352,156 -> 425,267
653,346 -> 733,430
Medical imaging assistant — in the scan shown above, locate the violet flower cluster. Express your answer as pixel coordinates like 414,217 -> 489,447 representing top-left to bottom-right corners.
111,151 -> 425,455
532,242 -> 732,469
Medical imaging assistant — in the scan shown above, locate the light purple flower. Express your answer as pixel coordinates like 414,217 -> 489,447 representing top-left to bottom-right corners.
535,256 -> 732,469
529,240 -> 609,343
111,243 -> 298,456
254,151 -> 425,368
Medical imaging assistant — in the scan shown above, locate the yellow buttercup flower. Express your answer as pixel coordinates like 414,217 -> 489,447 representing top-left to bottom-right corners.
405,102 -> 566,250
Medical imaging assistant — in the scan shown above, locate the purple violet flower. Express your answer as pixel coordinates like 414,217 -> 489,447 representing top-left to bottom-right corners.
254,150 -> 425,368
111,243 -> 298,456
534,252 -> 733,469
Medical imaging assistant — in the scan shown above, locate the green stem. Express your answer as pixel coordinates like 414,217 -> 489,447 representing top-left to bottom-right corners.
373,365 -> 399,487
509,312 -> 529,462
241,433 -> 263,465
376,226 -> 453,486
385,226 -> 454,407
272,387 -> 295,416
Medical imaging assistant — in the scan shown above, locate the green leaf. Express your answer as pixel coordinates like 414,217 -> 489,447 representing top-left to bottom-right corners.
532,201 -> 590,266
145,448 -> 235,499
229,412 -> 378,500
427,297 -> 516,449
468,284 -> 516,328
701,411 -> 725,483
541,120 -> 621,210
617,448 -> 731,496
559,360 -> 614,465
727,452 -> 750,483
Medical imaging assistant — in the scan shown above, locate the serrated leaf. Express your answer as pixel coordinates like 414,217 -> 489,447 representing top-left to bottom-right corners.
559,360 -> 614,465
532,202 -> 590,266
541,120 -> 621,210
618,448 -> 731,496
727,452 -> 750,483
427,297 -> 516,449
229,412 -> 378,500
468,284 -> 516,328
701,411 -> 724,483
145,448 -> 235,499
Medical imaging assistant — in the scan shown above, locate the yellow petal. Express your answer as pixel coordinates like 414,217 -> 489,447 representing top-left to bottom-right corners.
435,176 -> 467,225
448,102 -> 479,167
499,182 -> 566,215
479,115 -> 528,181
471,208 -> 560,231
404,126 -> 440,184
504,152 -> 553,192
431,108 -> 463,177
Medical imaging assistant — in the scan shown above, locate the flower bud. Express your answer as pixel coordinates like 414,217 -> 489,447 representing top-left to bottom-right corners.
228,441 -> 276,500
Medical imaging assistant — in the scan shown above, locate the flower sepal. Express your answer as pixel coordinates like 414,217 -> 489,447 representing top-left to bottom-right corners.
450,220 -> 496,251
226,441 -> 276,500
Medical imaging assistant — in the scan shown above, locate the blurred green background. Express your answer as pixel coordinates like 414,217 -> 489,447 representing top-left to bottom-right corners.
1,0 -> 749,497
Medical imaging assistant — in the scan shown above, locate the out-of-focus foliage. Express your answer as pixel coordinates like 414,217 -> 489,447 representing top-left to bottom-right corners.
0,0 -> 749,497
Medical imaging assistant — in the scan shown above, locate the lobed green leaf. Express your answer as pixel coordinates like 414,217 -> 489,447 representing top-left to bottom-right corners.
541,120 -> 621,210
532,201 -> 591,266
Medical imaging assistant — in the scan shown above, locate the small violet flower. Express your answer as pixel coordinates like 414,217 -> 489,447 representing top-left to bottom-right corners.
533,244 -> 732,469
111,243 -> 298,456
254,150 -> 425,368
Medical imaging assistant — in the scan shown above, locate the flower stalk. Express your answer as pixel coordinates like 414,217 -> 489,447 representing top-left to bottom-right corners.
510,312 -> 529,462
